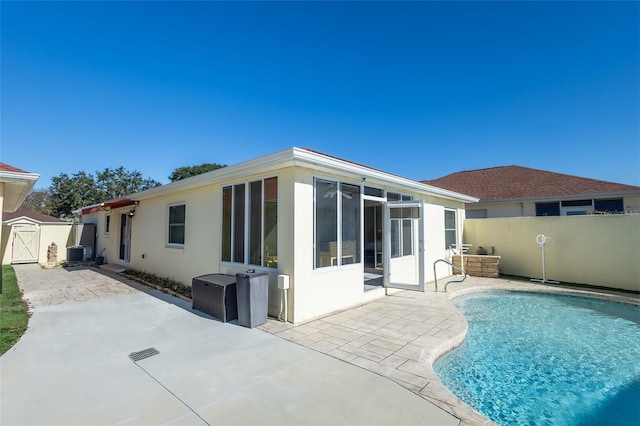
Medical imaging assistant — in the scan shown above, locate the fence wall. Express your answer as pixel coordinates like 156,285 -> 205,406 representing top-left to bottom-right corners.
462,215 -> 640,292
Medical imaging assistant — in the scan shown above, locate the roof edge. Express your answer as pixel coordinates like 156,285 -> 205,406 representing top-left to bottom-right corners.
80,147 -> 478,206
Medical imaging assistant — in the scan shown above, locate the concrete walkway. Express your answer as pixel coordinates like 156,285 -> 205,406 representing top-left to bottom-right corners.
1,264 -> 459,426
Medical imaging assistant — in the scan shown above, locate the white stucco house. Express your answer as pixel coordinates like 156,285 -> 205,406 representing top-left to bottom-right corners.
79,148 -> 477,323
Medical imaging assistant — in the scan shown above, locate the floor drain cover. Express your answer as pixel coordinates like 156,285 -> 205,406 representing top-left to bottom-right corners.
129,347 -> 159,362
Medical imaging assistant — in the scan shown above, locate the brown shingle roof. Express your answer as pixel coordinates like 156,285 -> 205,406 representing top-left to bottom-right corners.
2,208 -> 68,223
0,162 -> 30,173
423,166 -> 640,202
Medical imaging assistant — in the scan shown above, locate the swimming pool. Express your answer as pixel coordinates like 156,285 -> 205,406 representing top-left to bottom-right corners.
434,291 -> 640,426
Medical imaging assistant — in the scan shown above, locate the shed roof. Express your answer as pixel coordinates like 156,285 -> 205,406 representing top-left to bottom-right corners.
423,165 -> 640,202
3,208 -> 69,224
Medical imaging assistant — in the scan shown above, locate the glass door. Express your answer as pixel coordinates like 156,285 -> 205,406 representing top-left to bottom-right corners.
119,213 -> 131,262
383,200 -> 425,291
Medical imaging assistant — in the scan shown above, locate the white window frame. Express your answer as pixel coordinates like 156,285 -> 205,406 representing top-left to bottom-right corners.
444,208 -> 457,250
221,176 -> 278,269
313,176 -> 362,269
167,203 -> 186,247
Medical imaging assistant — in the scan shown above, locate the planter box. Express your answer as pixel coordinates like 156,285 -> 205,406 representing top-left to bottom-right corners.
452,255 -> 500,278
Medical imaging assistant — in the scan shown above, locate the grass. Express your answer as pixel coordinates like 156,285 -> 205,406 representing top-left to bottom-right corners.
1,265 -> 30,355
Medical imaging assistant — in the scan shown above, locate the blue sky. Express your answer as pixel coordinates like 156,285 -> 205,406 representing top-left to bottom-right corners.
2,1 -> 639,188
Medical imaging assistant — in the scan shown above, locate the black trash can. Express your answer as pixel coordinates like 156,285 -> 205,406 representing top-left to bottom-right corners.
235,271 -> 269,328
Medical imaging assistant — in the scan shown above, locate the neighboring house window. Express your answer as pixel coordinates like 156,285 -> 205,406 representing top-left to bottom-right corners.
444,209 -> 457,249
594,198 -> 623,214
561,199 -> 592,216
387,192 -> 413,258
221,177 -> 278,268
314,178 -> 361,268
466,209 -> 487,219
536,199 -> 624,216
168,204 -> 186,245
536,202 -> 560,216
105,215 -> 111,234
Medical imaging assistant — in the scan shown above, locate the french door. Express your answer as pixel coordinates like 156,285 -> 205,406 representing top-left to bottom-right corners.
383,200 -> 425,291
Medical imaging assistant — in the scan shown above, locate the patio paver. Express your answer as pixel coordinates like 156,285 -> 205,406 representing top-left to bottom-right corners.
260,276 -> 640,426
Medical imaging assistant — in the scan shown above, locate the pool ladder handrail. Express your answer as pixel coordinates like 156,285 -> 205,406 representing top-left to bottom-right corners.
433,258 -> 467,292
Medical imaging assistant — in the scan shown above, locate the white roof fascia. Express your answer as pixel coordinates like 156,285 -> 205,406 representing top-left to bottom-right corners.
115,147 -> 477,204
0,170 -> 40,212
290,148 -> 479,203
4,216 -> 71,226
0,170 -> 40,182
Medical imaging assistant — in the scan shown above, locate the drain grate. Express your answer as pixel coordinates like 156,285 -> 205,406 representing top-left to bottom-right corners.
129,347 -> 159,362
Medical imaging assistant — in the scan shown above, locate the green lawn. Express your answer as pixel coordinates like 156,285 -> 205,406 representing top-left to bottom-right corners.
1,265 -> 29,355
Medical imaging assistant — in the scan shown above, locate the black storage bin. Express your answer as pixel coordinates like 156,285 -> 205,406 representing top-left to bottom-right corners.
235,271 -> 269,328
192,274 -> 237,322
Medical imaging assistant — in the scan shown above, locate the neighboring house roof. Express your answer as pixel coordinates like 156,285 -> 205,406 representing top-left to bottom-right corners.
3,208 -> 70,224
0,162 -> 40,212
79,147 -> 478,213
423,165 -> 640,203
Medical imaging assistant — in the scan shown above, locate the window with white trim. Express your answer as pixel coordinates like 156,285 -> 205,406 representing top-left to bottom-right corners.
314,178 -> 361,268
168,204 -> 186,245
222,177 -> 278,268
444,209 -> 457,249
105,214 -> 111,234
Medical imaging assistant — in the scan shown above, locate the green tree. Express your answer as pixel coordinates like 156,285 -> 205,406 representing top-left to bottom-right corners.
50,171 -> 101,219
21,188 -> 54,216
168,163 -> 226,182
48,167 -> 162,218
96,167 -> 161,199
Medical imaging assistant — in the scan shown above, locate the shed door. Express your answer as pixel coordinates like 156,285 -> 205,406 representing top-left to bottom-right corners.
12,227 -> 40,264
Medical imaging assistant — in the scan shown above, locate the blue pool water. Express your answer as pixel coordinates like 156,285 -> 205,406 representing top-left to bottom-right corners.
434,292 -> 640,426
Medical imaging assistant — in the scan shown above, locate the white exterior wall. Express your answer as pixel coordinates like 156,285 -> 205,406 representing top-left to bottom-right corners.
288,167 -> 369,323
86,170 -> 293,319
287,166 -> 467,323
467,202 -> 534,218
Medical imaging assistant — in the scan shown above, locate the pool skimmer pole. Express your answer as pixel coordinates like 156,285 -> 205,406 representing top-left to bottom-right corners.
531,234 -> 559,284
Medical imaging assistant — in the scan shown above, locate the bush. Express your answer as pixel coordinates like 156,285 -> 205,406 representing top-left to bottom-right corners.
122,269 -> 192,299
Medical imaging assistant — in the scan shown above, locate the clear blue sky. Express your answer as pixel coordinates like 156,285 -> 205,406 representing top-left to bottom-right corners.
2,1 -> 639,188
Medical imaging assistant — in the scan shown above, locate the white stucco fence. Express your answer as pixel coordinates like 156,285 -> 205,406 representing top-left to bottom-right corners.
462,215 -> 640,292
